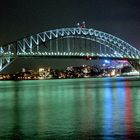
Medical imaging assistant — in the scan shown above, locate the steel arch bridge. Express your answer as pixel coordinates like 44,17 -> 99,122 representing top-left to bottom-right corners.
0,27 -> 140,71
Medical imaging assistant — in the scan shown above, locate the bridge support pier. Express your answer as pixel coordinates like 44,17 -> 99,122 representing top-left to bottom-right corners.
128,59 -> 140,72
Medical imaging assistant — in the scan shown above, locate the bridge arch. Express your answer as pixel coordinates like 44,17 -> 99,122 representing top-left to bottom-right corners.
0,27 -> 140,71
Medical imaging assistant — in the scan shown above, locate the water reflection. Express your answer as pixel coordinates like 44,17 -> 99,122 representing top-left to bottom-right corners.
0,78 -> 140,139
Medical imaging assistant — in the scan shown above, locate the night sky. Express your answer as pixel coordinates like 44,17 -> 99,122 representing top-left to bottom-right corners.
0,0 -> 140,49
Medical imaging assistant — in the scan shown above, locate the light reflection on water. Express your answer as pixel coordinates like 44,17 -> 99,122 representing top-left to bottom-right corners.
0,77 -> 140,139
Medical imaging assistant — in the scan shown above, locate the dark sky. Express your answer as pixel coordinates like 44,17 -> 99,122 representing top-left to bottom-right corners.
0,0 -> 140,50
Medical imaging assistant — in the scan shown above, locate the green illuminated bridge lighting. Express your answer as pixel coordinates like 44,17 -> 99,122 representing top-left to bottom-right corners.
0,27 -> 140,71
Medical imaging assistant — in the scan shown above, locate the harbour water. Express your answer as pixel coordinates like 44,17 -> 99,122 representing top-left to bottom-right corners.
0,77 -> 140,139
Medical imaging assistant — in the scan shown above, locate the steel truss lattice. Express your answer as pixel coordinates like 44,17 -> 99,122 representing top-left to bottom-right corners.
0,27 -> 140,71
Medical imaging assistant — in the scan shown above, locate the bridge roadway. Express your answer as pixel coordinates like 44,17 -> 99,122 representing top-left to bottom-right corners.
0,27 -> 140,72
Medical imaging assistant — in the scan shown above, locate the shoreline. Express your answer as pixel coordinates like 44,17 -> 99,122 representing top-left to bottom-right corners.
0,75 -> 139,81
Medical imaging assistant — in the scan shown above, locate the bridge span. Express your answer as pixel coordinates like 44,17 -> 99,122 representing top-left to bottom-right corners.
0,27 -> 140,72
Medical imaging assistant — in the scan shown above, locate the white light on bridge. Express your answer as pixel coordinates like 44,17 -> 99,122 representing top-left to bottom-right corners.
104,60 -> 110,64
